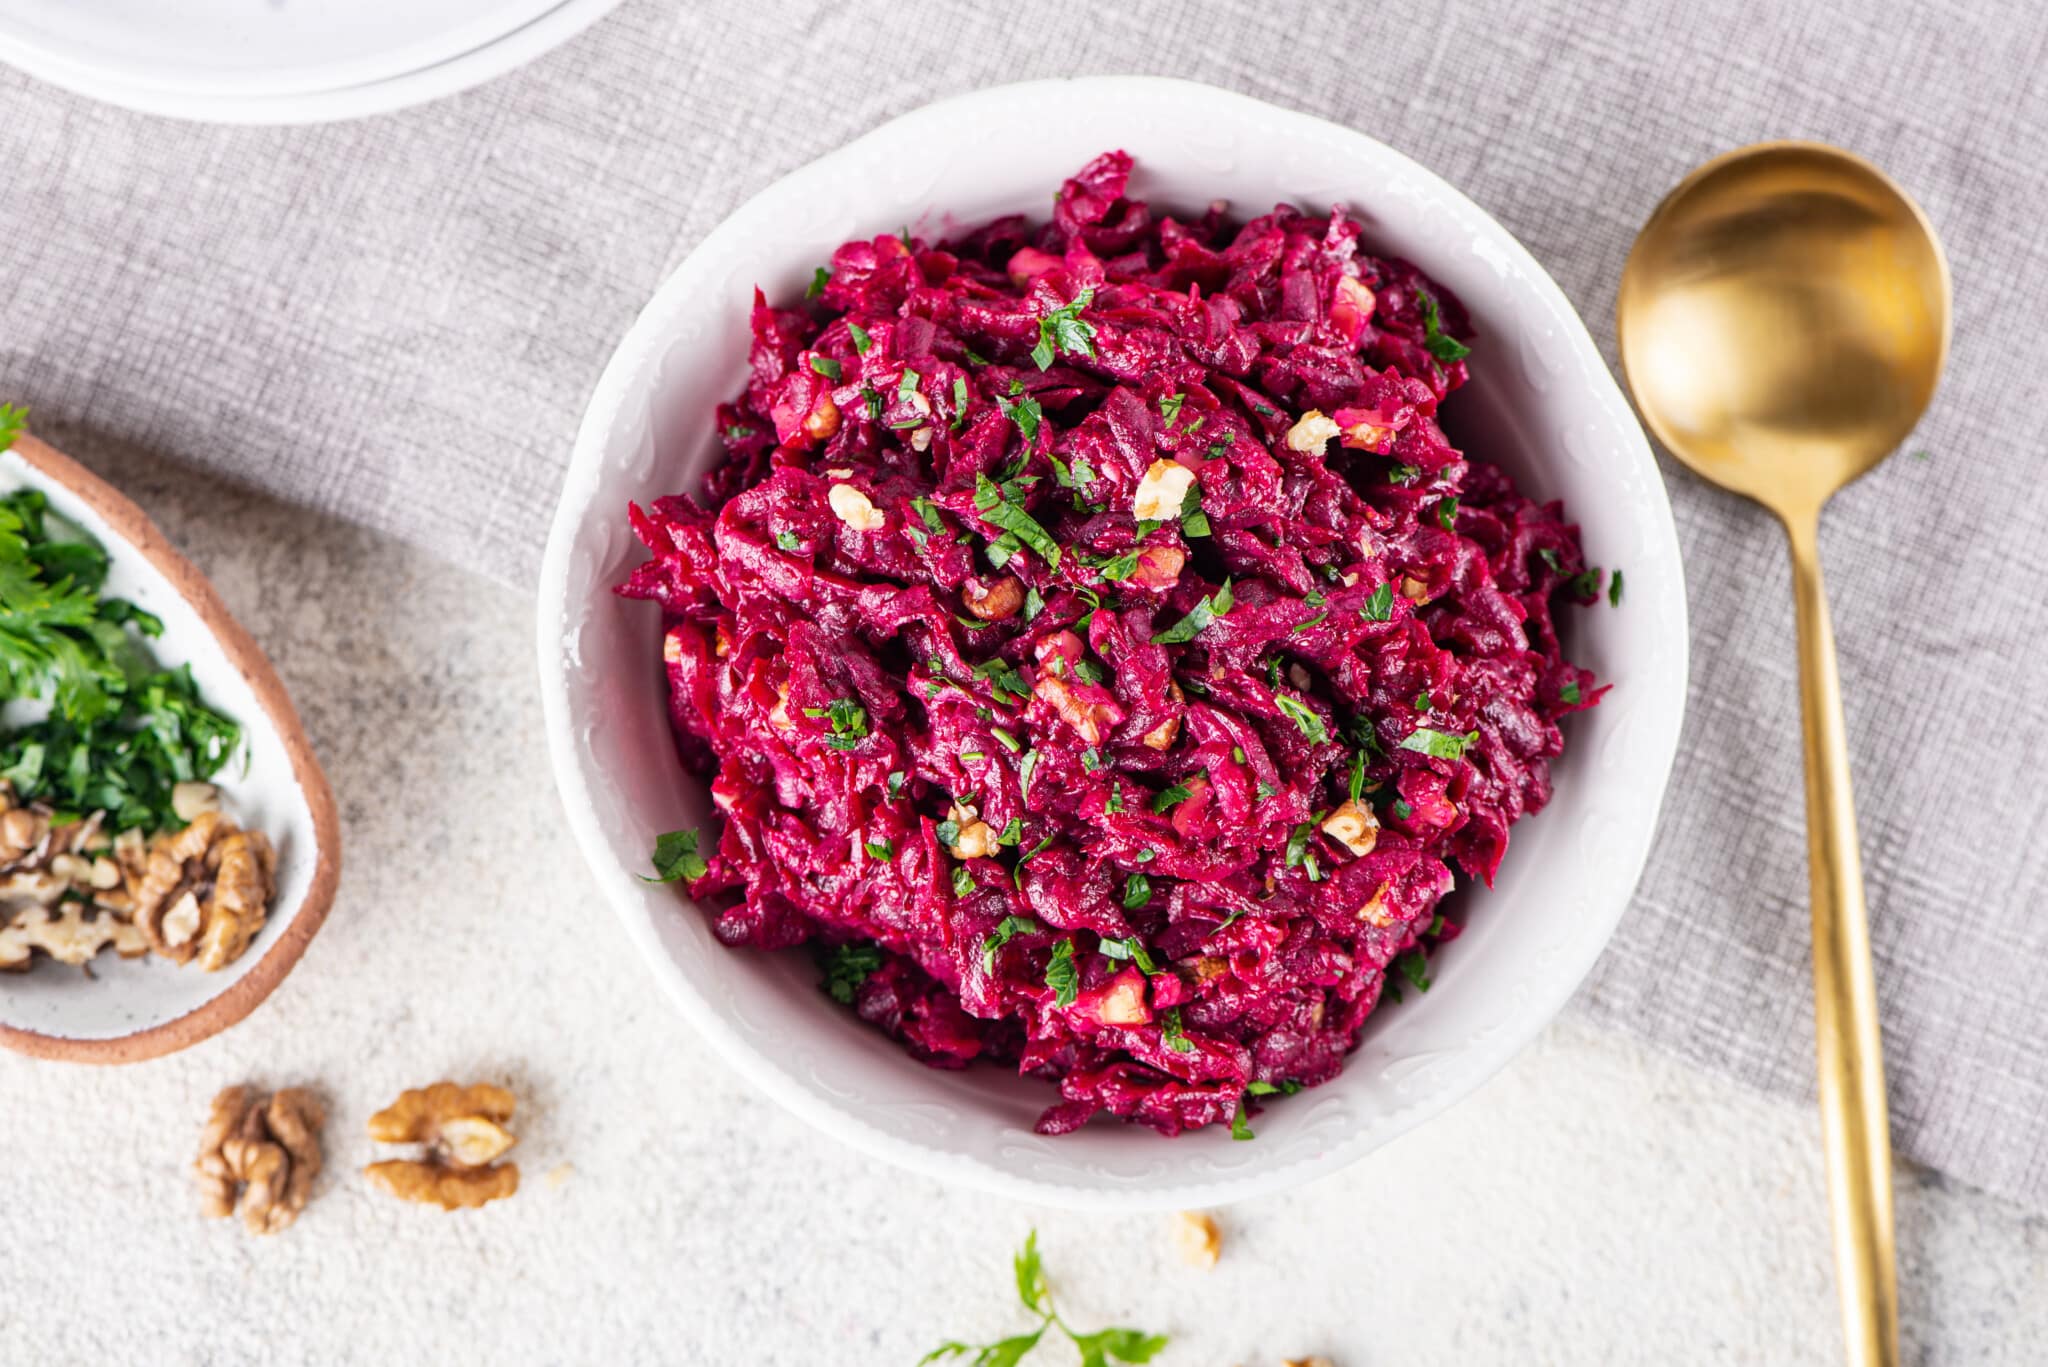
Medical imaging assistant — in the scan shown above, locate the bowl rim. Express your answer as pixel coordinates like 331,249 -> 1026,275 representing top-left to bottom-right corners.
538,75 -> 1688,1207
0,433 -> 344,1064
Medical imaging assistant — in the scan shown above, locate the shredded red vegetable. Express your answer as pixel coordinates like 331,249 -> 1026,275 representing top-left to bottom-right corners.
621,152 -> 1606,1138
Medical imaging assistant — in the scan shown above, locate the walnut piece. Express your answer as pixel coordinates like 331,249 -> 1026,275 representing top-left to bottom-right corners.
133,810 -> 278,971
0,902 -> 147,970
1172,1210 -> 1222,1269
193,1085 -> 325,1235
364,1081 -> 520,1211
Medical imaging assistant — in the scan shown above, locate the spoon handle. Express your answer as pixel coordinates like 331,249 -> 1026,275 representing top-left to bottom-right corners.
1785,513 -> 1898,1367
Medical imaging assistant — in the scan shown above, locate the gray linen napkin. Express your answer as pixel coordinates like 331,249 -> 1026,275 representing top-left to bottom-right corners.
5,0 -> 2044,1206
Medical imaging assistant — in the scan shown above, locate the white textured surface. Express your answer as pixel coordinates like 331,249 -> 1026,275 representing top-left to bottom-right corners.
2,451 -> 2042,1365
540,76 -> 1688,1209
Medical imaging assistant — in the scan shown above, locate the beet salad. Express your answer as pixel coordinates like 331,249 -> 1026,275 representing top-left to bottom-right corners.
621,153 -> 1612,1138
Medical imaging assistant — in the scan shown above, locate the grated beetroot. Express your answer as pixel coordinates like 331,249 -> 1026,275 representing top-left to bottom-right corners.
620,153 -> 1606,1138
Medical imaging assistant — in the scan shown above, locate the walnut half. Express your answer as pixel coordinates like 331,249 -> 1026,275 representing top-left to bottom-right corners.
364,1081 -> 521,1211
193,1085 -> 325,1235
133,811 -> 277,972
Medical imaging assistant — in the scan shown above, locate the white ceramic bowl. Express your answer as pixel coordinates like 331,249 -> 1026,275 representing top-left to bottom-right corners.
539,77 -> 1687,1209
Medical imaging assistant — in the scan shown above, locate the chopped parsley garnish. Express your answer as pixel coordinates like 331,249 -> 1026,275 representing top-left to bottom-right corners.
1081,747 -> 1104,772
999,389 -> 1043,445
962,346 -> 990,367
1030,287 -> 1098,370
847,321 -> 872,354
1435,495 -> 1460,531
1022,587 -> 1044,622
775,530 -> 801,551
1229,1102 -> 1255,1141
1415,690 -> 1432,711
1150,781 -> 1193,814
1150,577 -> 1233,644
1349,749 -> 1367,803
1090,547 -> 1143,582
999,817 -> 1024,846
974,473 -> 1061,570
951,376 -> 970,430
1291,611 -> 1328,633
935,818 -> 962,848
972,657 -> 1031,705
1158,392 -> 1185,425
1400,727 -> 1477,760
1391,798 -> 1414,821
1397,949 -> 1432,993
922,1231 -> 1168,1367
980,914 -> 1038,969
1160,1007 -> 1194,1053
1284,822 -> 1313,868
1044,939 -> 1080,1006
808,354 -> 842,381
820,943 -> 881,1004
801,697 -> 869,749
1560,679 -> 1582,706
899,367 -> 921,400
806,266 -> 831,299
865,837 -> 895,860
1416,287 -> 1470,363
1274,694 -> 1329,744
1609,567 -> 1625,606
887,770 -> 906,799
1100,936 -> 1160,973
1121,872 -> 1152,910
724,423 -> 757,442
1019,748 -> 1040,800
1539,547 -> 1562,572
644,829 -> 709,884
1565,568 -> 1603,599
952,866 -> 976,897
1105,780 -> 1124,815
1387,463 -> 1422,486
1362,582 -> 1394,621
1179,482 -> 1210,538
1245,1079 -> 1303,1097
861,386 -> 885,422
0,473 -> 244,832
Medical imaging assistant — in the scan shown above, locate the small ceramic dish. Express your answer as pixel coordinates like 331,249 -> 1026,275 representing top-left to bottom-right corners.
539,77 -> 1688,1209
0,434 -> 341,1063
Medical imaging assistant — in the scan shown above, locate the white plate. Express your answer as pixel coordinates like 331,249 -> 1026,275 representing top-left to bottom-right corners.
0,0 -> 620,124
538,77 -> 1690,1209
0,0 -> 560,98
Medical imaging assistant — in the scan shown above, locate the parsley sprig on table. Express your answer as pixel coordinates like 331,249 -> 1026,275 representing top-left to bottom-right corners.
921,1231 -> 1168,1367
0,412 -> 242,830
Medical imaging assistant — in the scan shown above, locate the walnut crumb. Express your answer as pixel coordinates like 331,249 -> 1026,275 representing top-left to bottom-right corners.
193,1085 -> 324,1235
1172,1210 -> 1221,1269
364,1081 -> 521,1211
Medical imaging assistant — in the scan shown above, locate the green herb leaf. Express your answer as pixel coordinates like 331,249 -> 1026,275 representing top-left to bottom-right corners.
899,367 -> 921,401
847,321 -> 872,354
865,837 -> 894,861
644,829 -> 709,884
1387,463 -> 1422,486
1436,495 -> 1461,531
888,770 -> 907,799
1398,949 -> 1432,993
806,266 -> 830,299
1362,582 -> 1394,621
951,376 -> 970,430
1151,578 -> 1233,644
1609,567 -> 1625,606
1560,679 -> 1582,706
808,354 -> 841,381
1417,287 -> 1471,362
1149,781 -> 1192,814
1229,1102 -> 1255,1141
801,697 -> 869,749
952,866 -> 976,897
981,914 -> 1039,969
1158,393 -> 1184,426
1285,822 -> 1313,868
1121,873 -> 1151,910
1400,727 -> 1477,760
1274,694 -> 1329,744
1045,939 -> 1080,1006
1539,547 -> 1562,572
820,943 -> 882,1004
999,817 -> 1024,847
998,390 -> 1043,445
1349,749 -> 1367,804
1019,748 -> 1040,801
1030,287 -> 1097,370
936,818 -> 962,848
974,473 -> 1061,570
0,405 -> 25,453
1159,1007 -> 1193,1054
775,530 -> 801,552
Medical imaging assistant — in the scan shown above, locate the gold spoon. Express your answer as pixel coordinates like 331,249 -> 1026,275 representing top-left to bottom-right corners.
1617,142 -> 1950,1367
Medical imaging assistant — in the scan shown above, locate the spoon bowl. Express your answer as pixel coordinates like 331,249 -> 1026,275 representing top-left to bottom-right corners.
1619,142 -> 1950,517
